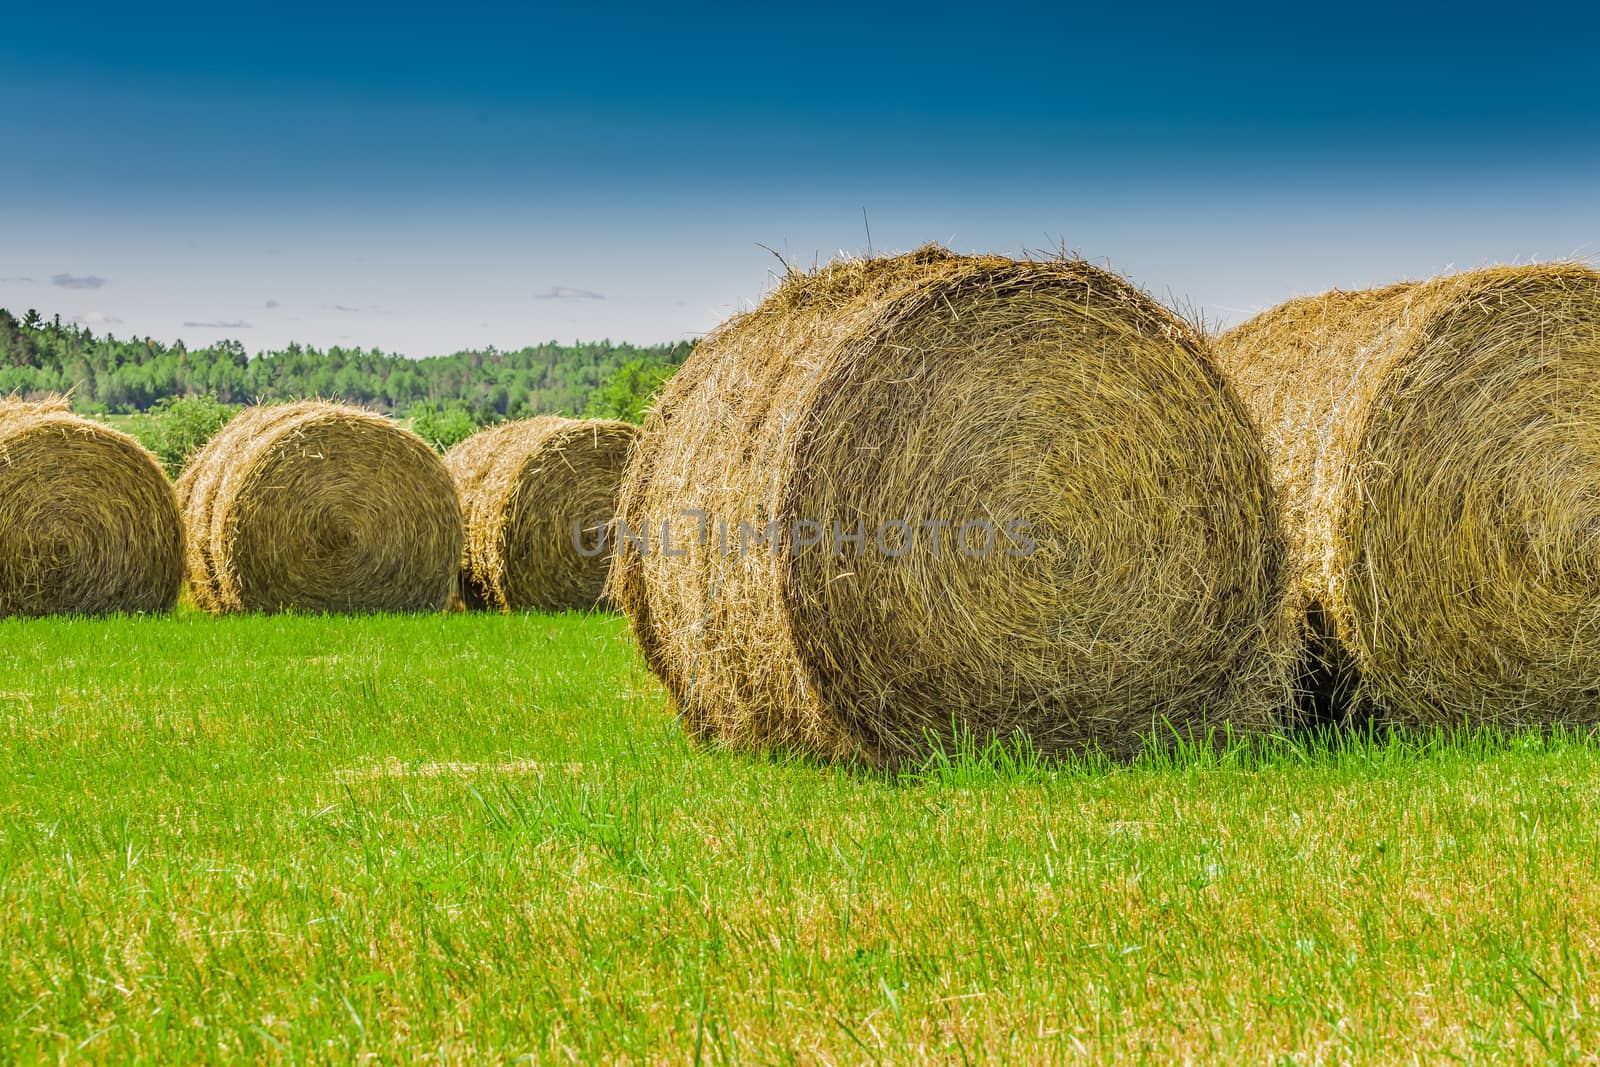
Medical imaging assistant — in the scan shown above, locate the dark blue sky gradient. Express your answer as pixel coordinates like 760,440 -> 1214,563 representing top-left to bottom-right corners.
3,1 -> 1597,351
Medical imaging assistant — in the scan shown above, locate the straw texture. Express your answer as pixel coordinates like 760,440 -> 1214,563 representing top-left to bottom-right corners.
447,416 -> 637,612
1214,263 -> 1600,728
613,246 -> 1291,768
176,401 -> 462,614
0,397 -> 183,616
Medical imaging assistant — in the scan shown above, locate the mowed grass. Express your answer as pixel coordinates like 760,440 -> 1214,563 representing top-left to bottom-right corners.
3,612 -> 1600,1063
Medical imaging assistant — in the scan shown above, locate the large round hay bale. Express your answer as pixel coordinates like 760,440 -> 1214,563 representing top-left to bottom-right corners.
1214,263 -> 1600,729
175,403 -> 282,613
446,416 -> 638,612
0,397 -> 182,616
612,247 -> 1291,767
176,401 -> 462,614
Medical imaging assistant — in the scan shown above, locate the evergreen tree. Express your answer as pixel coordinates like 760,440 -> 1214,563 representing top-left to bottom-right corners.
0,306 -> 692,416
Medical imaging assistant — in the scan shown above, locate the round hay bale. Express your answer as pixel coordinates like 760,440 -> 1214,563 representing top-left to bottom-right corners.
176,401 -> 462,614
446,416 -> 638,612
174,403 -> 283,613
612,246 -> 1291,767
0,397 -> 182,616
1214,263 -> 1600,729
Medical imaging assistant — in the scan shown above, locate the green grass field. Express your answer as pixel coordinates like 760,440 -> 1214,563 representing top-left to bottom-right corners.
3,611 -> 1599,1062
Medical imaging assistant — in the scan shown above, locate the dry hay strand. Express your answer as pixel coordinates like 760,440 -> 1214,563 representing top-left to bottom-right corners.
1214,263 -> 1600,729
445,416 -> 638,612
176,401 -> 462,613
175,403 -> 281,612
0,396 -> 182,616
612,246 -> 1292,768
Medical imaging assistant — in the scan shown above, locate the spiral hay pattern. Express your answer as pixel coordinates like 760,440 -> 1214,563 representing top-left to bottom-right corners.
0,397 -> 182,616
1215,263 -> 1600,728
613,247 -> 1291,768
446,416 -> 637,612
176,401 -> 462,614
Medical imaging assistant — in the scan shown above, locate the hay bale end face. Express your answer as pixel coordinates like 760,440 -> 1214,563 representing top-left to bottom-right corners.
1215,263 -> 1600,729
446,417 -> 638,612
613,247 -> 1291,768
0,397 -> 183,616
177,401 -> 462,613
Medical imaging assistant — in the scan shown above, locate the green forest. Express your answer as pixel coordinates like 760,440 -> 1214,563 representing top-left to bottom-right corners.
0,308 -> 693,420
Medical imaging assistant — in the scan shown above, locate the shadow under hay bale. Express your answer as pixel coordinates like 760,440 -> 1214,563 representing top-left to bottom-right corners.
1291,601 -> 1365,732
1215,263 -> 1600,730
176,401 -> 462,614
446,416 -> 638,612
0,397 -> 183,616
612,246 -> 1294,769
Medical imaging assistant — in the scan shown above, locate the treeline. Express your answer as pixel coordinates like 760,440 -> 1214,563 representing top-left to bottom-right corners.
0,308 -> 693,417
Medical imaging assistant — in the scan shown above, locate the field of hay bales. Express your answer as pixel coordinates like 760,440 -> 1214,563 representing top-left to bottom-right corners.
4,608 -> 1600,1062
5,255 -> 1600,1061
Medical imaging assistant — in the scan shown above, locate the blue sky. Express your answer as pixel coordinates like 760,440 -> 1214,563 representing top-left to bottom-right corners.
3,1 -> 1597,354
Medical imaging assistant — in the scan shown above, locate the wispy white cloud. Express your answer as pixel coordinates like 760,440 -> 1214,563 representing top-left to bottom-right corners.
534,286 -> 606,301
183,319 -> 252,329
51,272 -> 108,290
72,311 -> 123,326
323,303 -> 393,315
264,299 -> 281,309
0,276 -> 36,285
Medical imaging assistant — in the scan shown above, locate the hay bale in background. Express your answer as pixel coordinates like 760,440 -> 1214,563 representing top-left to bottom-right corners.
177,401 -> 461,613
0,397 -> 182,616
1214,264 -> 1600,729
613,246 -> 1291,768
446,417 -> 638,612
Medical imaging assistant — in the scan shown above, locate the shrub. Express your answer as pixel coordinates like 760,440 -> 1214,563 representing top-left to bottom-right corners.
584,358 -> 677,424
408,401 -> 482,453
130,394 -> 241,478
